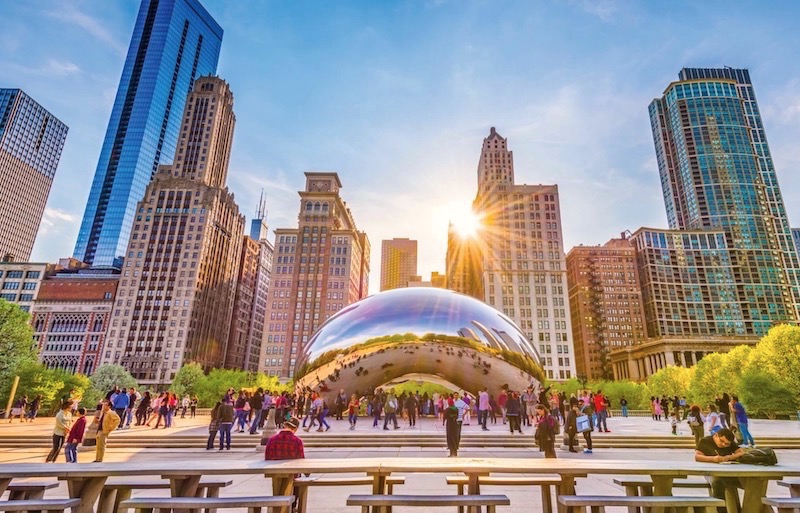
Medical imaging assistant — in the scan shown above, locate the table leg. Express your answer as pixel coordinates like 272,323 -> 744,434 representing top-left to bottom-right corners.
368,472 -> 389,513
557,475 -> 576,513
66,476 -> 108,513
270,473 -> 295,513
649,476 -> 676,513
740,477 -> 771,513
465,472 -> 485,513
0,478 -> 10,496
168,476 -> 202,513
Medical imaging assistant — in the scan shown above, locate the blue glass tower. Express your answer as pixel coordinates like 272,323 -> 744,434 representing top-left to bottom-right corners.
73,0 -> 222,267
649,68 -> 800,335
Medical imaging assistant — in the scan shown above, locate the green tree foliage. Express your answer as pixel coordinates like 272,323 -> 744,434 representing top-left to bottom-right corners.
646,365 -> 693,399
83,364 -> 139,409
596,379 -> 652,410
2,362 -> 92,413
738,367 -> 797,419
0,299 -> 38,396
748,324 -> 800,394
194,368 -> 249,407
687,353 -> 724,408
171,362 -> 205,398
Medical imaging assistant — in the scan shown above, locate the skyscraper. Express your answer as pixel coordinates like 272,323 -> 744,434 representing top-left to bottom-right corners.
380,238 -> 417,291
74,0 -> 222,268
566,235 -> 646,380
0,89 -> 68,261
260,173 -> 370,378
650,67 -> 799,332
471,128 -> 575,381
101,76 -> 243,385
609,67 -> 800,380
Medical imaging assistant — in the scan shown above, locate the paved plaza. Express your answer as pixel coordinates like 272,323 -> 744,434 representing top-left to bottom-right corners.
1,414 -> 799,512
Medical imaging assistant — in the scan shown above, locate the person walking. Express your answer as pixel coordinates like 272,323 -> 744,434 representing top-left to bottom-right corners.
565,399 -> 579,453
578,399 -> 594,454
371,392 -> 383,428
190,395 -> 198,418
478,387 -> 490,431
95,400 -> 121,462
181,395 -> 190,418
687,404 -> 705,448
405,393 -> 418,427
136,391 -> 151,426
218,398 -> 234,451
731,395 -> 755,447
9,395 -> 28,423
64,407 -> 87,463
249,389 -> 264,435
348,394 -> 360,430
534,404 -> 557,459
112,388 -> 129,427
207,401 -> 221,450
316,395 -> 331,432
45,400 -> 73,462
26,394 -> 42,422
620,396 -> 629,418
593,390 -> 610,433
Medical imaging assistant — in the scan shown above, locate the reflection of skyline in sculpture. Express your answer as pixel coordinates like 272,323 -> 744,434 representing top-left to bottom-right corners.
294,288 -> 543,397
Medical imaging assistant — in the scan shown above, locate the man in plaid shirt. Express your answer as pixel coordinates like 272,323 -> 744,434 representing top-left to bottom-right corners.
265,416 -> 304,511
265,416 -> 305,460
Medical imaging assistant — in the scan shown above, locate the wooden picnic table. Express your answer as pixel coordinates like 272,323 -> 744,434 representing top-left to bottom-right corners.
0,457 -> 798,513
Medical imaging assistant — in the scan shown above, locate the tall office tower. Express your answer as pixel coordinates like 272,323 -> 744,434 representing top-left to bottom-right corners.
566,235 -> 646,381
608,67 -> 800,380
225,236 -> 259,370
445,222 -> 484,299
472,127 -> 575,381
651,67 -> 800,331
380,238 -> 417,291
101,77 -> 244,385
260,173 -> 370,378
0,89 -> 68,261
246,196 -> 273,371
74,0 -> 222,268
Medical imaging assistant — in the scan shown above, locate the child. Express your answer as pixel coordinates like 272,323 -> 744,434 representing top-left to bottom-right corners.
670,409 -> 680,435
348,394 -> 359,430
65,407 -> 87,463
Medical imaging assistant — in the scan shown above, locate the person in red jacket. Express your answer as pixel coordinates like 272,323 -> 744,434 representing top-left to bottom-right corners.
64,407 -> 87,463
593,390 -> 610,433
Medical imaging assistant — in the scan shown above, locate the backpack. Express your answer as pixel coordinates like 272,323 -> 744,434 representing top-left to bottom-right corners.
737,447 -> 778,466
687,414 -> 701,428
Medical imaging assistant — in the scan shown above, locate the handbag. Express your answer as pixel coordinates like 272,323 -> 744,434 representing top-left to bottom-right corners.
576,414 -> 591,433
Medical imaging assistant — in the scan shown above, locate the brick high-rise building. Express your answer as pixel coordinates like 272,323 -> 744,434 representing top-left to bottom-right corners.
261,172 -> 370,378
225,235 -> 259,370
566,235 -> 646,380
100,76 -> 244,385
471,127 -> 575,381
31,269 -> 119,375
0,89 -> 68,261
380,238 -> 417,291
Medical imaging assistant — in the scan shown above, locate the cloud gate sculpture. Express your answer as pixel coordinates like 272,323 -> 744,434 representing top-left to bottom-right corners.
294,288 -> 545,398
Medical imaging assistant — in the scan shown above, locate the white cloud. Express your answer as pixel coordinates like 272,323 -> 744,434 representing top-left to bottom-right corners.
45,7 -> 127,56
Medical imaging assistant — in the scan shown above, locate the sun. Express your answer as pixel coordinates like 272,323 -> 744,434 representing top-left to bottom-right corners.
451,209 -> 483,239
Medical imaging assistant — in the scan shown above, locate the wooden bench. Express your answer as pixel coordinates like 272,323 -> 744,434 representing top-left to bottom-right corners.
347,494 -> 510,513
762,497 -> 800,513
98,478 -> 233,513
613,477 -> 711,497
293,476 -> 405,513
119,495 -> 294,513
0,499 -> 80,513
558,495 -> 725,513
447,475 -> 560,513
4,480 -> 59,500
778,479 -> 800,498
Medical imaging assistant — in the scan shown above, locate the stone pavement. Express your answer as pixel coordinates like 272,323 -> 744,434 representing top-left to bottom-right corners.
1,414 -> 799,512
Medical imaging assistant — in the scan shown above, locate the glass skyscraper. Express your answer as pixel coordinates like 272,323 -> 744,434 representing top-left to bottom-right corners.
0,89 -> 68,261
73,0 -> 222,268
649,67 -> 800,335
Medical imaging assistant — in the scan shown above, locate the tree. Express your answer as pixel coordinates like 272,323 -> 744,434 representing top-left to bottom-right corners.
738,367 -> 798,419
194,368 -> 249,407
688,352 -> 725,408
171,362 -> 205,398
748,324 -> 800,394
646,366 -> 693,399
83,364 -> 138,409
0,299 -> 38,399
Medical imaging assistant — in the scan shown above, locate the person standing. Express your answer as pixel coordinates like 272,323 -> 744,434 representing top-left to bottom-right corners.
497,388 -> 508,424
348,394 -> 360,430
45,400 -> 73,462
445,392 -> 468,457
506,391 -> 523,434
64,407 -> 87,463
249,388 -> 264,435
207,401 -> 221,450
135,391 -> 151,426
371,392 -> 383,428
383,390 -> 400,430
112,388 -> 129,427
478,387 -> 490,431
687,404 -> 705,448
27,394 -> 42,422
334,389 -> 347,421
578,399 -> 594,454
534,404 -> 557,459
593,390 -> 609,433
565,399 -> 579,453
218,398 -> 234,451
181,394 -> 190,418
620,396 -> 629,418
95,400 -> 120,462
731,395 -> 755,447
706,404 -> 722,435
404,393 -> 418,427
190,395 -> 198,418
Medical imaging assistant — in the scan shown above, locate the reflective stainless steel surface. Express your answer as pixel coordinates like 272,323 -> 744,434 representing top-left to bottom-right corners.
295,288 -> 544,395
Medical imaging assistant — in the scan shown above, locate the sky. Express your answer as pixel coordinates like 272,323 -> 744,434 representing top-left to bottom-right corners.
3,0 -> 800,294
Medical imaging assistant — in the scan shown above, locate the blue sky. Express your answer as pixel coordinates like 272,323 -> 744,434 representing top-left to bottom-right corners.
3,0 -> 800,293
